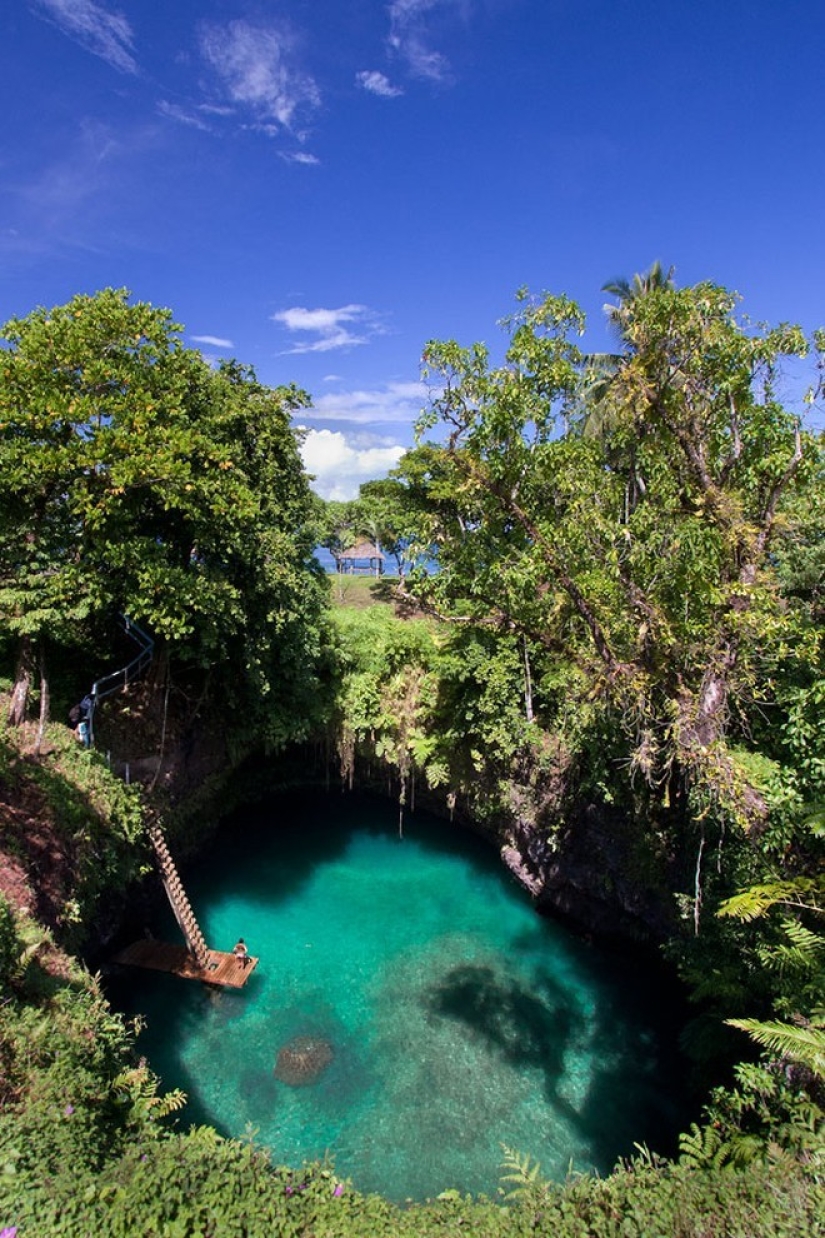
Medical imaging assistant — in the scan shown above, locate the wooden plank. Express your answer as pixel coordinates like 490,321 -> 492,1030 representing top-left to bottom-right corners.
113,939 -> 258,988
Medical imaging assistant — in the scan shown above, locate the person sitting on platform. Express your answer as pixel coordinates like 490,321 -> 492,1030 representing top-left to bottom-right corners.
233,938 -> 249,967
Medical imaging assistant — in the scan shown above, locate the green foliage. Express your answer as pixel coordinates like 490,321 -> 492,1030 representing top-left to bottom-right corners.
0,956 -> 165,1190
726,1016 -> 825,1077
0,289 -> 328,746
1,896 -> 822,1237
690,1058 -> 825,1174
3,277 -> 825,1236
331,606 -> 440,803
499,1143 -> 553,1208
0,721 -> 147,946
678,1120 -> 736,1171
719,881 -> 825,923
330,604 -> 545,820
0,895 -> 20,985
716,825 -> 824,1061
4,1123 -> 823,1237
403,280 -> 821,838
314,478 -> 414,577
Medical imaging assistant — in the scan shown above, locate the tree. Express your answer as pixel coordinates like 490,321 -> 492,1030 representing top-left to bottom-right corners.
401,282 -> 821,847
0,290 -> 326,742
314,480 -> 415,576
0,289 -> 200,722
355,478 -> 413,575
315,498 -> 358,562
601,260 -> 676,336
572,261 -> 676,444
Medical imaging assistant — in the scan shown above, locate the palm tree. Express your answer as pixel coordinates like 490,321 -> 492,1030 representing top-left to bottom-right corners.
571,262 -> 675,433
570,264 -> 676,521
601,260 -> 676,339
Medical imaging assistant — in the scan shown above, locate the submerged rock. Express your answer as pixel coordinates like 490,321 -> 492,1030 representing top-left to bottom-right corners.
274,1035 -> 334,1086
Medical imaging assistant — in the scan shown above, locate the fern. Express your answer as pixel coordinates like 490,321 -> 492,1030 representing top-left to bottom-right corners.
725,1015 -> 825,1077
678,1121 -> 732,1170
113,1063 -> 188,1122
147,1088 -> 187,1119
757,917 -> 825,978
499,1144 -> 551,1203
718,879 -> 823,922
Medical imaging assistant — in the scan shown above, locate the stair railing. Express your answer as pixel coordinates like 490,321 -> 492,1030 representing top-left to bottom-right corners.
87,614 -> 155,746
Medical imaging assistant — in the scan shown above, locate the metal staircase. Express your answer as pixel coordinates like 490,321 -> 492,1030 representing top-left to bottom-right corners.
87,614 -> 155,747
147,824 -> 210,969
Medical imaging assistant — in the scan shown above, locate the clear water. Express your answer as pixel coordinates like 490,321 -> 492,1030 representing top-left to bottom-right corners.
106,790 -> 690,1201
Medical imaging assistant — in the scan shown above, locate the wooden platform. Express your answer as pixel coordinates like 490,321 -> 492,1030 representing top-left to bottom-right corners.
113,939 -> 259,988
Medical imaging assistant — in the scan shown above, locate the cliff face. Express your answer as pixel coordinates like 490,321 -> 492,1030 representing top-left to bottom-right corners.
456,762 -> 679,943
0,733 -> 73,929
502,801 -> 677,941
0,706 -> 680,965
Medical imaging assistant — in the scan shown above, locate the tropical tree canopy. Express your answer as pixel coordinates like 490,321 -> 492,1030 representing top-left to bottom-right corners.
0,289 -> 327,739
401,281 -> 822,829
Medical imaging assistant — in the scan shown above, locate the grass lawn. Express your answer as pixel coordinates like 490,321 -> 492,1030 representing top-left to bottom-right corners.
327,574 -> 401,611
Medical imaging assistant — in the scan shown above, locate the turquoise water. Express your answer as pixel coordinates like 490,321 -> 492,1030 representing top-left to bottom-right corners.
107,790 -> 690,1201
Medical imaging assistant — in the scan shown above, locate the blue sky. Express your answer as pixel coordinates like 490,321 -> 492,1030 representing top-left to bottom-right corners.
3,1 -> 824,497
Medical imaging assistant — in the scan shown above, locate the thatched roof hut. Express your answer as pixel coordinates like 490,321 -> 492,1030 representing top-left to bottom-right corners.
334,540 -> 385,576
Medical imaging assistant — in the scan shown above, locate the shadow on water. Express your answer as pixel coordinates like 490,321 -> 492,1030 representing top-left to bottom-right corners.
184,788 -> 357,911
425,962 -> 581,1121
182,787 -> 526,946
422,949 -> 693,1170
574,957 -> 695,1166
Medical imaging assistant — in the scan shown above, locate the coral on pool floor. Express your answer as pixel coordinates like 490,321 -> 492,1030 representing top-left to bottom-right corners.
274,1035 -> 334,1086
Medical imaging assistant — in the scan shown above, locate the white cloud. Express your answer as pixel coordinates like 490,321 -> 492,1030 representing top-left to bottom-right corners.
306,381 -> 426,425
198,103 -> 235,118
279,151 -> 320,166
32,0 -> 137,74
190,334 -> 233,349
157,100 -> 211,131
356,70 -> 404,98
272,304 -> 384,354
299,429 -> 406,500
199,20 -> 320,133
387,0 -> 455,82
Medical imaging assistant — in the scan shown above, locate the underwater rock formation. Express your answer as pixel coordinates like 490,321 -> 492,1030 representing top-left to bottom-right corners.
274,1035 -> 334,1086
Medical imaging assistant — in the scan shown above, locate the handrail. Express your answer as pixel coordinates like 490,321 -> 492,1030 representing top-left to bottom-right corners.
87,614 -> 155,746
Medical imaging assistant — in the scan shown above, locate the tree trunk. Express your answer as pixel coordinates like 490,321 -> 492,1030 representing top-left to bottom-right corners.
693,641 -> 738,748
34,640 -> 50,757
7,635 -> 34,726
523,637 -> 534,723
677,638 -> 767,825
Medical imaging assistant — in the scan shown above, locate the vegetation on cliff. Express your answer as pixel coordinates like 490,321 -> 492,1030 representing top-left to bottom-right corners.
321,274 -> 824,1199
1,277 -> 823,1234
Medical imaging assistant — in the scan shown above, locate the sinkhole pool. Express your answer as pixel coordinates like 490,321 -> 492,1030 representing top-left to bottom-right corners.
106,790 -> 692,1202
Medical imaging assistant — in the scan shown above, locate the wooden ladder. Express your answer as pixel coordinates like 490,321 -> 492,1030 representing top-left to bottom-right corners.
147,824 -> 210,970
